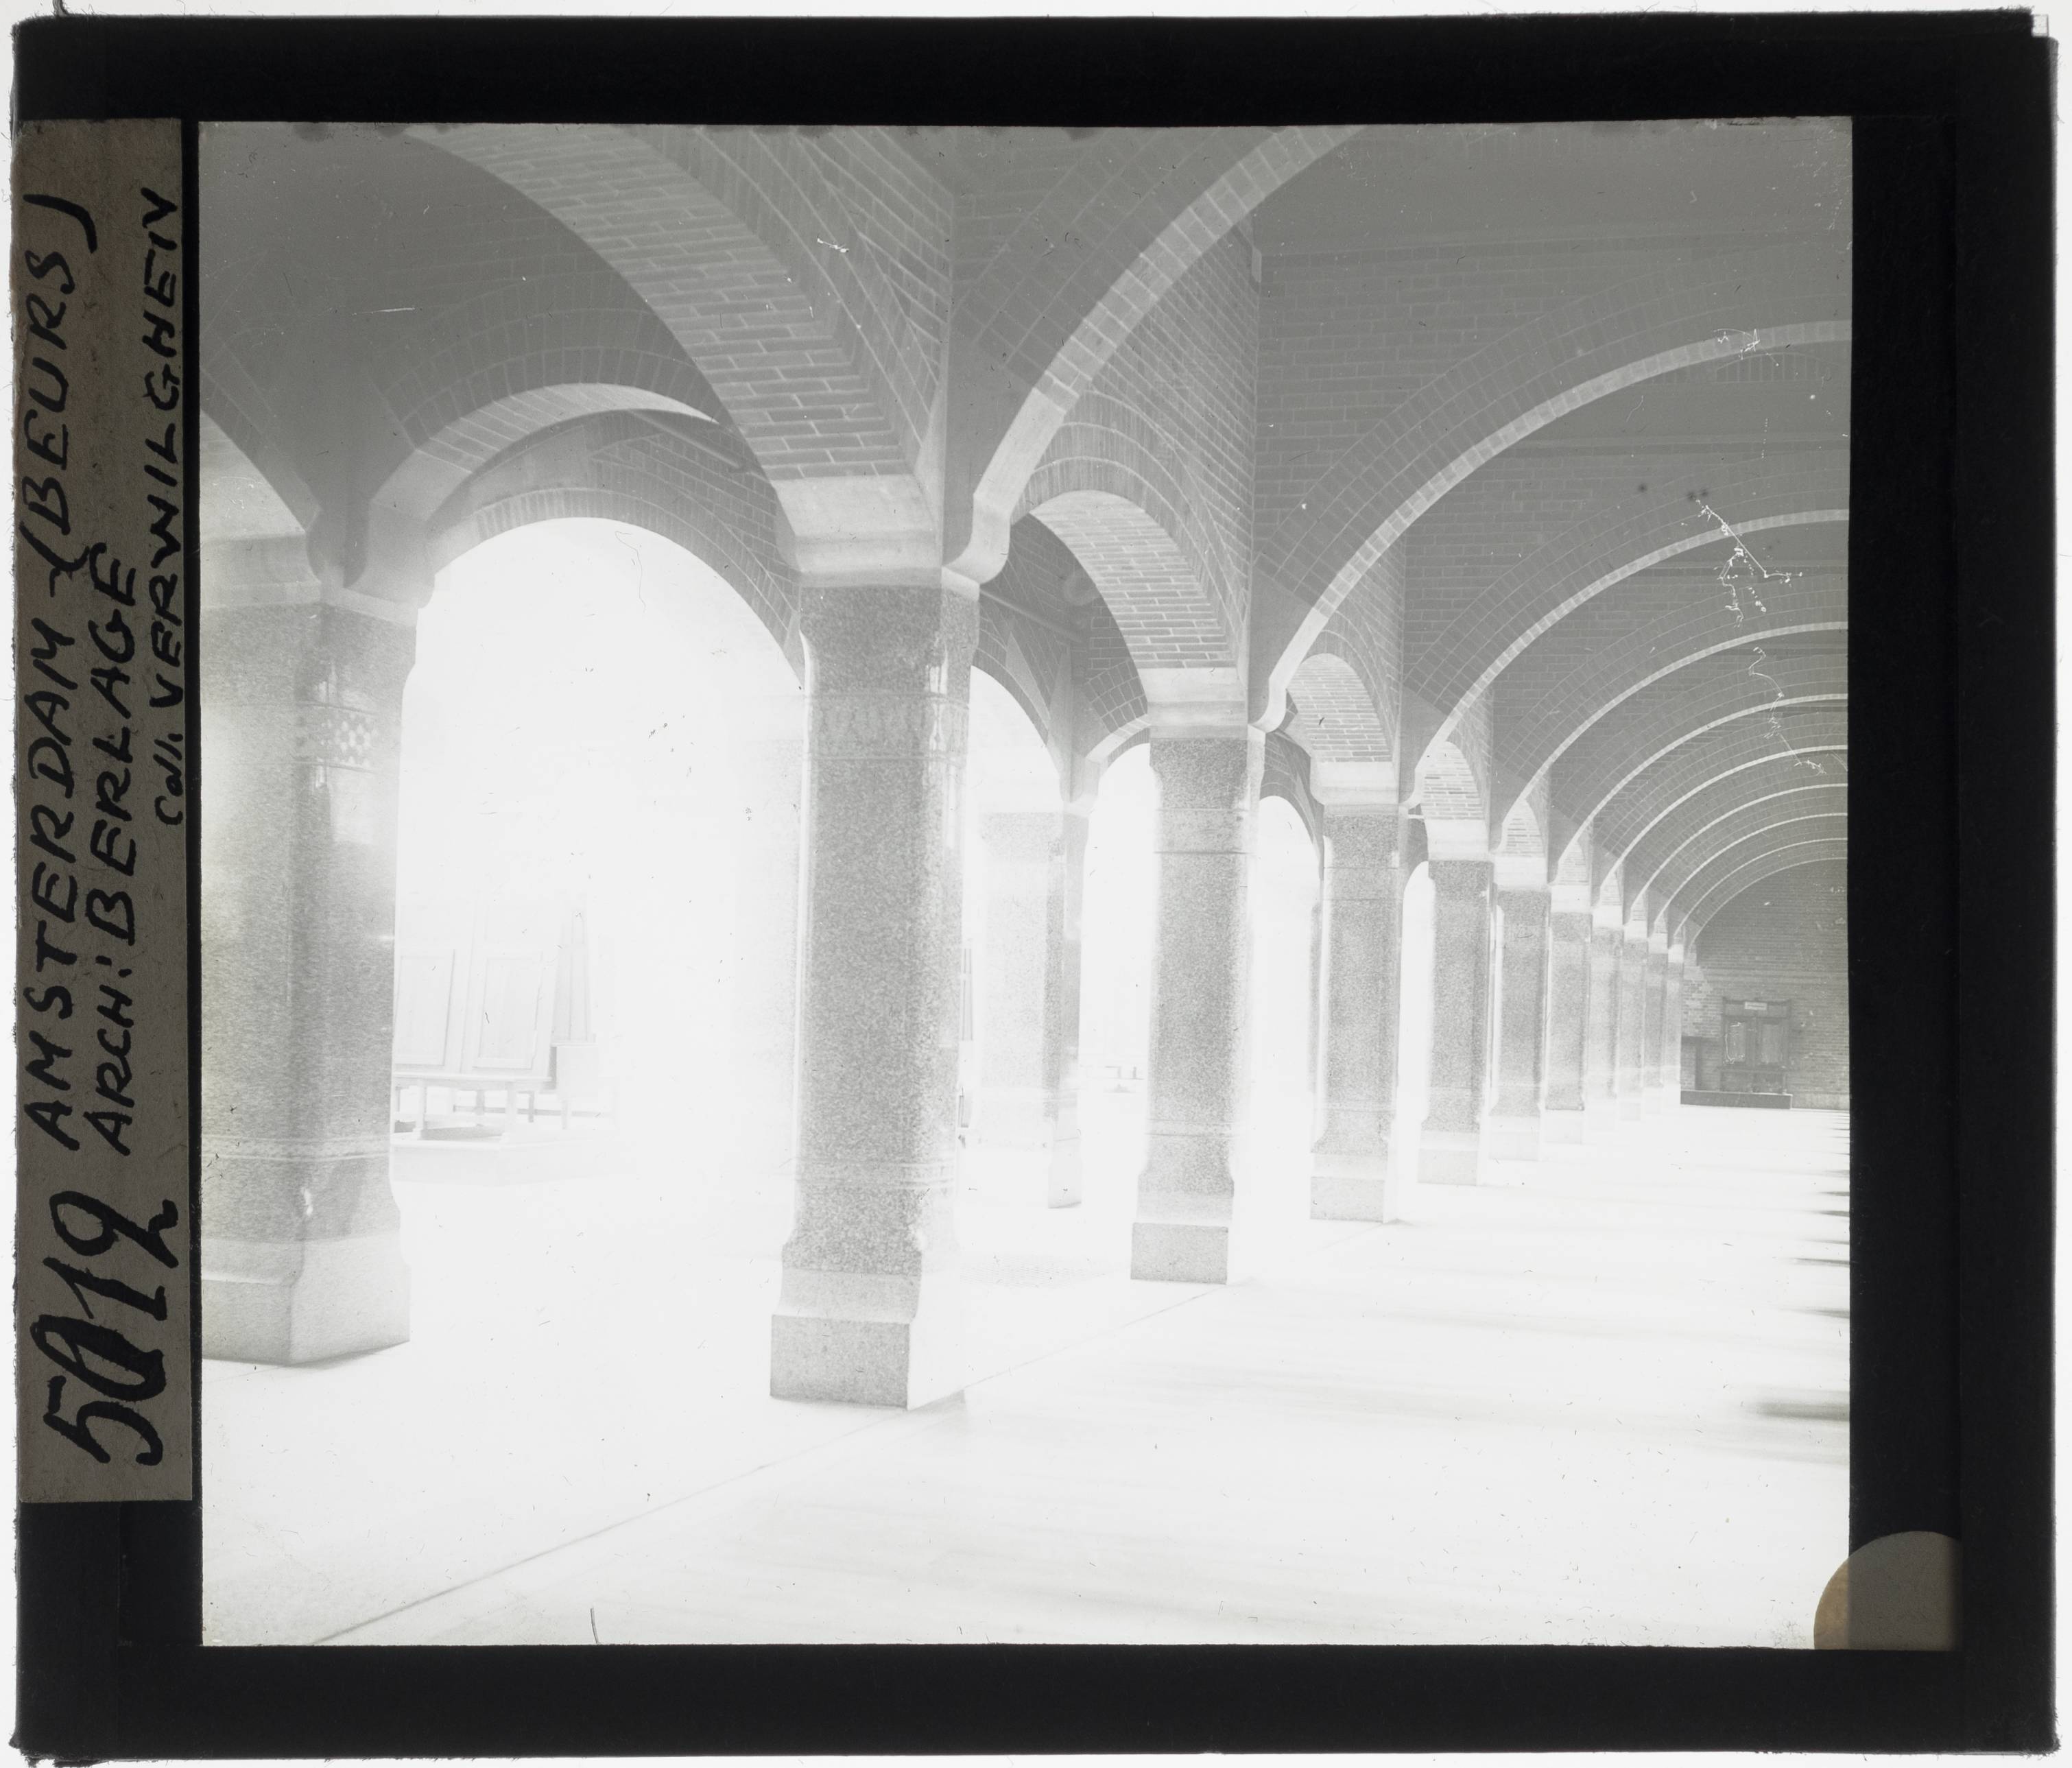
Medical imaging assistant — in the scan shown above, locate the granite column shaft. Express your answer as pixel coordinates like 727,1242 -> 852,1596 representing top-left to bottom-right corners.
200,601 -> 416,1364
1616,929 -> 1650,1121
1309,804 -> 1404,1221
770,582 -> 976,1408
1132,728 -> 1262,1283
1420,858 -> 1495,1184
976,805 -> 1086,1207
1542,906 -> 1593,1143
1487,887 -> 1550,1162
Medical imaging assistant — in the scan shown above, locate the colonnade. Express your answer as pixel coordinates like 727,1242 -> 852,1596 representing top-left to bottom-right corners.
200,571 -> 1691,1408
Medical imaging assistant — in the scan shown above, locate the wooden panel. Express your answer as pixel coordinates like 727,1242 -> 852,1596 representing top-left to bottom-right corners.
392,948 -> 457,1069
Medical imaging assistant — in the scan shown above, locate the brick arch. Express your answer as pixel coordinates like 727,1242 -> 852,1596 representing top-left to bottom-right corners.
414,124 -> 936,480
974,525 -> 1080,770
1586,713 -> 1850,883
379,381 -> 726,531
425,411 -> 798,667
1497,619 -> 1848,832
1637,796 -> 1848,924
1256,240 -> 1850,713
950,125 -> 1361,583
1029,489 -> 1233,675
1420,446 -> 1847,747
200,373 -> 319,537
1548,645 -> 1848,854
1495,564 -> 1847,800
1417,732 -> 1487,825
200,409 -> 315,543
1080,592 -> 1150,764
1687,850 -> 1848,944
1287,649 -> 1392,765
1021,401 -> 1241,667
1626,776 -> 1849,908
971,649 -> 1060,768
1673,833 -> 1850,935
1261,732 -> 1324,851
1495,791 -> 1547,862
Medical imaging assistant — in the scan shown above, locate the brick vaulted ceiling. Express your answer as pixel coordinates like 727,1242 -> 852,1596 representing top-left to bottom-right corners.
200,118 -> 1848,922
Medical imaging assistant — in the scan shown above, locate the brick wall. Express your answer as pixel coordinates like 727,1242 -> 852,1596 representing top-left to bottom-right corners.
1682,858 -> 1848,1106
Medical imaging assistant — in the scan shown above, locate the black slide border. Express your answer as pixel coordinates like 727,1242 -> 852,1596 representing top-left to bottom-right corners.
12,12 -> 2053,1755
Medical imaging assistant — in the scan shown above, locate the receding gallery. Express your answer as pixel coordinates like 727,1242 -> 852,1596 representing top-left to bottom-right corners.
197,118 -> 1851,1647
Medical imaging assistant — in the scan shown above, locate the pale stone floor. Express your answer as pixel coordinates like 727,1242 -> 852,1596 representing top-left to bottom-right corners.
202,1101 -> 1848,1648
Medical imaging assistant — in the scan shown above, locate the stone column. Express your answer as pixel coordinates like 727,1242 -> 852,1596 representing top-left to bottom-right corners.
1420,857 -> 1495,1185
1642,933 -> 1671,1114
1308,778 -> 1403,1221
1486,884 -> 1550,1162
1541,889 -> 1593,1144
1663,940 -> 1688,1109
1616,925 -> 1650,1121
770,582 -> 976,1408
975,804 -> 1086,1207
1132,724 -> 1263,1283
1582,907 -> 1622,1140
200,598 -> 416,1364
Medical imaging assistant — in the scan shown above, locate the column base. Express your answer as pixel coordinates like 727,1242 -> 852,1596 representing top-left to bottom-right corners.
1643,1085 -> 1667,1116
1617,1092 -> 1646,1122
202,1232 -> 411,1365
770,1268 -> 964,1409
1584,1097 -> 1620,1141
1418,1127 -> 1485,1186
1541,1108 -> 1586,1145
1047,1132 -> 1082,1208
1130,1219 -> 1230,1284
1484,1113 -> 1543,1162
1310,1149 -> 1402,1223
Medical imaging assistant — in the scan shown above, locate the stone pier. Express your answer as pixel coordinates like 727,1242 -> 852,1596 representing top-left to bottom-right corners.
1617,922 -> 1650,1122
1486,881 -> 1550,1162
976,804 -> 1088,1207
1308,765 -> 1404,1221
770,582 -> 977,1408
1420,853 -> 1495,1186
1542,889 -> 1593,1144
200,590 -> 418,1364
1132,710 -> 1262,1283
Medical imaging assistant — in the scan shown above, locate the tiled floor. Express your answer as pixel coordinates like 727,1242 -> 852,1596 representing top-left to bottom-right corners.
202,1101 -> 1847,1649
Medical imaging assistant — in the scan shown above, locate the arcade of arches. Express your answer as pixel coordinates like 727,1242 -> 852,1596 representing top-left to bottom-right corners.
200,120 -> 1850,1645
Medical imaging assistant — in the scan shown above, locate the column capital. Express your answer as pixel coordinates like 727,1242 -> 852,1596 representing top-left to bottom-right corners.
1423,815 -> 1490,861
1492,855 -> 1550,892
1308,758 -> 1397,809
1139,667 -> 1250,736
776,473 -> 958,595
1551,881 -> 1594,916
